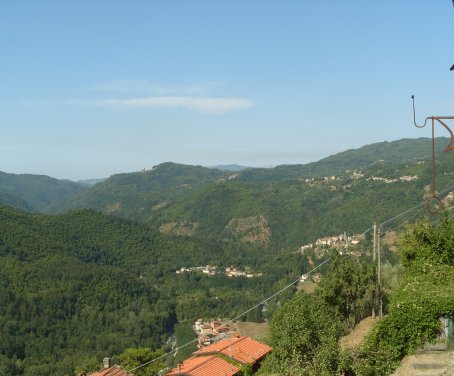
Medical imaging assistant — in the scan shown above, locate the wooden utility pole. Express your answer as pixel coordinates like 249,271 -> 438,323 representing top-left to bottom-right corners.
373,223 -> 377,262
378,226 -> 383,318
372,222 -> 377,319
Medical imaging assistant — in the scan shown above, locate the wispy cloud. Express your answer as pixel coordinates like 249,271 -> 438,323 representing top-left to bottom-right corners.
88,96 -> 255,114
22,96 -> 255,114
89,80 -> 222,96
24,81 -> 255,114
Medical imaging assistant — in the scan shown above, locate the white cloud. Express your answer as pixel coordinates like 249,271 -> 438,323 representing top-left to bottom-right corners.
88,96 -> 255,114
89,80 -> 222,96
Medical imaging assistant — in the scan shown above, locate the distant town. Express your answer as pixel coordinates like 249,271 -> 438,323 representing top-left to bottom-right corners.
176,265 -> 263,278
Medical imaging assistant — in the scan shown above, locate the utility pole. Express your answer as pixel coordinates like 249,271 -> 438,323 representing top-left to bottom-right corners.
372,223 -> 377,319
373,223 -> 376,262
378,226 -> 383,318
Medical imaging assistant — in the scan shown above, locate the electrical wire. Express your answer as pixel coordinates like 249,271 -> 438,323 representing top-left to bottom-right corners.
380,180 -> 454,231
383,206 -> 426,234
379,201 -> 425,227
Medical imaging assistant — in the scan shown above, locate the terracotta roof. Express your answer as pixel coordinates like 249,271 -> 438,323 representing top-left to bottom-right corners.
166,355 -> 240,376
88,366 -> 129,376
193,336 -> 272,364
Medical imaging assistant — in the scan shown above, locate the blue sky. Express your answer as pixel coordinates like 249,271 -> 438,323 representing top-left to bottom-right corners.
0,0 -> 453,180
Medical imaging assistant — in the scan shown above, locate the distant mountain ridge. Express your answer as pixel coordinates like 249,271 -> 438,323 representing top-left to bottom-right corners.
1,137 -> 452,248
39,138 -> 454,248
210,164 -> 251,171
236,137 -> 450,182
0,171 -> 84,212
44,162 -> 228,220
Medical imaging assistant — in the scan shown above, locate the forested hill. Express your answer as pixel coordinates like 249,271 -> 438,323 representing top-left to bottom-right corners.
0,137 -> 445,215
0,204 -> 308,375
43,162 -> 228,219
236,137 -> 449,182
2,137 -> 453,249
0,191 -> 35,212
41,138 -> 454,248
0,171 -> 83,212
0,204 -> 183,374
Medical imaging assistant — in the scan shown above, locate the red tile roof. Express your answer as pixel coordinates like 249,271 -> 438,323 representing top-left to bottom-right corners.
166,355 -> 240,376
88,365 -> 129,376
166,336 -> 271,375
193,336 -> 272,364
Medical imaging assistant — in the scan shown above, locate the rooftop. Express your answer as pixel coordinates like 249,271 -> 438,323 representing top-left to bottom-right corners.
88,365 -> 130,376
166,355 -> 240,376
194,336 -> 272,364
167,336 -> 271,375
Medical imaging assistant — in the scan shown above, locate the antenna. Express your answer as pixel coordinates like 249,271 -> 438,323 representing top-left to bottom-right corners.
411,96 -> 454,214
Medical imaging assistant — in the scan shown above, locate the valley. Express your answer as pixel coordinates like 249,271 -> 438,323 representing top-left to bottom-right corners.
0,137 -> 453,375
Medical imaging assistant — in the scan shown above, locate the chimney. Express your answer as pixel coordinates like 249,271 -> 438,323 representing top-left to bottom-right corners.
103,357 -> 111,369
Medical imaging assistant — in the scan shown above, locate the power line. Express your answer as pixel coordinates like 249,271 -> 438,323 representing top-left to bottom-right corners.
126,256 -> 332,373
379,201 -> 425,227
384,206 -> 426,234
379,180 -> 454,229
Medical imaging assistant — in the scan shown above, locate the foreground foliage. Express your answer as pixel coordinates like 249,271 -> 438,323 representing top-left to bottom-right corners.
259,217 -> 454,375
340,216 -> 454,375
259,253 -> 375,375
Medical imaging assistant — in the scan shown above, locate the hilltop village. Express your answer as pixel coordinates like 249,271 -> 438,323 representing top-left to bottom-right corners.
176,265 -> 262,278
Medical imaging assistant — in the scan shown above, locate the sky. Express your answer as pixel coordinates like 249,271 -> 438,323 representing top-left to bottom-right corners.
0,0 -> 453,181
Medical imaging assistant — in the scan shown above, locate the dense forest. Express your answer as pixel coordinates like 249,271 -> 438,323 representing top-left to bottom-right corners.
0,205 -> 307,375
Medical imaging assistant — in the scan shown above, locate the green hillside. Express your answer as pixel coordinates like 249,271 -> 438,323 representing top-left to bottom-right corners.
0,191 -> 36,212
0,205 -> 181,374
0,204 -> 307,375
237,137 -> 449,182
37,138 -> 454,250
148,149 -> 454,248
45,162 -> 228,219
0,171 -> 83,212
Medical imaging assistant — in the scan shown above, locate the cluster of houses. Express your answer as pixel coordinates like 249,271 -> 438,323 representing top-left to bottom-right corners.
217,173 -> 240,183
302,169 -> 419,184
300,233 -> 361,252
176,265 -> 262,278
366,175 -> 418,183
176,265 -> 217,276
194,319 -> 231,348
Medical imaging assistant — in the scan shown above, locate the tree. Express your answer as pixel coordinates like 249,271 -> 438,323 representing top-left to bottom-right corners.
317,252 -> 375,326
118,348 -> 165,376
74,357 -> 100,375
260,293 -> 342,375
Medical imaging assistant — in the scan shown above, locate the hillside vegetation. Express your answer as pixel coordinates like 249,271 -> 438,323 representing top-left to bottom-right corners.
44,162 -> 227,220
4,138 -> 446,251
2,138 -> 452,250
0,171 -> 83,212
258,218 -> 454,375
0,204 -> 308,375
